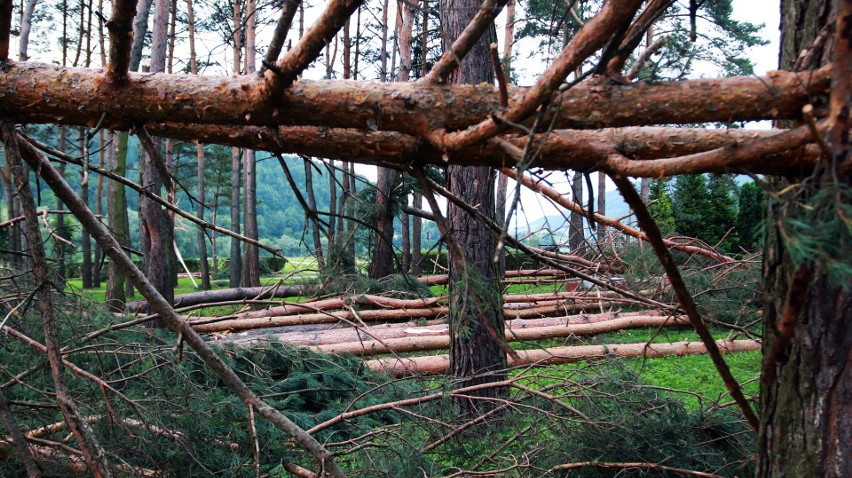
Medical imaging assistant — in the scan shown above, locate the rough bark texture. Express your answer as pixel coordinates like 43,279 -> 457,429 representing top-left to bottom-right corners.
241,0 -> 260,287
758,0 -> 852,476
439,0 -> 506,414
229,146 -> 242,287
0,63 -> 829,135
369,167 -> 396,279
136,0 -> 175,322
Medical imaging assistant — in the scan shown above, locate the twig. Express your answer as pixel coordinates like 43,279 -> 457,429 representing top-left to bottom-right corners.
6,126 -> 345,477
606,170 -> 759,431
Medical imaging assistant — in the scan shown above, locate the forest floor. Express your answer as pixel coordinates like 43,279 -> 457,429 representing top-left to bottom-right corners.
64,267 -> 762,413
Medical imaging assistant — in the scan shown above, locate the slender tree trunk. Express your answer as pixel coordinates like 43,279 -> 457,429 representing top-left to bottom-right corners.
93,130 -> 104,287
439,0 -> 505,414
105,132 -> 128,309
370,0 -> 397,279
55,128 -> 67,285
303,158 -> 325,270
494,0 -> 514,273
412,191 -> 422,274
186,0 -> 210,289
17,0 -> 37,61
597,171 -> 606,243
106,0 -> 151,306
80,130 -> 92,288
369,167 -> 396,279
568,170 -> 584,253
240,0 -> 260,287
346,161 -> 356,258
229,147 -> 242,287
758,1 -> 852,476
138,0 -> 176,322
327,162 -> 337,249
229,0 -> 243,287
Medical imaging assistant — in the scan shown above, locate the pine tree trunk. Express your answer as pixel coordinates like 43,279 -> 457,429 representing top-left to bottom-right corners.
80,131 -> 92,289
568,170 -> 584,253
369,167 -> 396,279
440,0 -> 506,414
138,0 -> 176,322
186,0 -> 210,290
303,158 -> 325,270
412,191 -> 422,275
228,0 -> 243,287
241,0 -> 260,287
758,1 -> 852,476
597,171 -> 606,243
229,147 -> 242,287
93,130 -> 105,288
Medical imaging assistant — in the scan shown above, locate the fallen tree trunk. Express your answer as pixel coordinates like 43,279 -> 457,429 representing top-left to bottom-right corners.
125,285 -> 317,312
192,299 -> 641,333
224,310 -> 666,346
0,62 -> 827,134
312,315 -> 690,356
365,339 -> 762,376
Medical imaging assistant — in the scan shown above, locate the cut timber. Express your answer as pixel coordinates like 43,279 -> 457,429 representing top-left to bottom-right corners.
311,315 -> 689,356
366,339 -> 762,376
223,310 -> 665,346
191,299 -> 640,333
124,285 -> 317,312
0,62 -> 828,134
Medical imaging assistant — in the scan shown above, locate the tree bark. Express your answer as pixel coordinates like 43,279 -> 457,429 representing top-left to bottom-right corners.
568,170 -> 584,253
229,146 -> 242,287
369,167 -> 396,279
241,0 -> 260,287
80,131 -> 92,288
440,0 -> 506,414
0,63 -> 829,137
303,158 -> 325,270
758,1 -> 852,476
137,0 -> 176,323
17,0 -> 38,61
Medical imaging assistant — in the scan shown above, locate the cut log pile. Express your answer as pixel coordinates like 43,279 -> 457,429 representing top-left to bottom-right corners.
169,282 -> 758,376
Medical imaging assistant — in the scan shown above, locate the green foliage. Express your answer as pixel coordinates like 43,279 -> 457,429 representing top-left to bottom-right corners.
516,0 -> 766,80
531,368 -> 756,477
648,179 -> 677,235
0,298 -> 416,476
737,181 -> 765,251
670,174 -> 741,251
781,183 -> 852,287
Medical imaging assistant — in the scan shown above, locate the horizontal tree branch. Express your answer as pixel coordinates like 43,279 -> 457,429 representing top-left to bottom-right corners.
0,62 -> 829,135
151,123 -> 822,176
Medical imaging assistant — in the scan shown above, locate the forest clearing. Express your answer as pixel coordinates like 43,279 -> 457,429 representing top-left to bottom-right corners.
0,0 -> 849,476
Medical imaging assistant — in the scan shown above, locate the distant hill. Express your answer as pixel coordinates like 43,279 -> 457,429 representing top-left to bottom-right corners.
515,188 -> 632,243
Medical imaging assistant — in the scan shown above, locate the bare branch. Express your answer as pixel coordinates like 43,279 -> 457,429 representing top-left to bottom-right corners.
104,0 -> 138,84
606,171 -> 759,431
430,0 -> 643,150
422,0 -> 508,84
261,0 -> 303,76
264,0 -> 362,93
4,126 -> 345,477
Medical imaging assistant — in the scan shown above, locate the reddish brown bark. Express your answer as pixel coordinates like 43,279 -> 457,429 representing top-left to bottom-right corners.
104,0 -> 138,84
0,63 -> 828,135
149,123 -> 822,177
